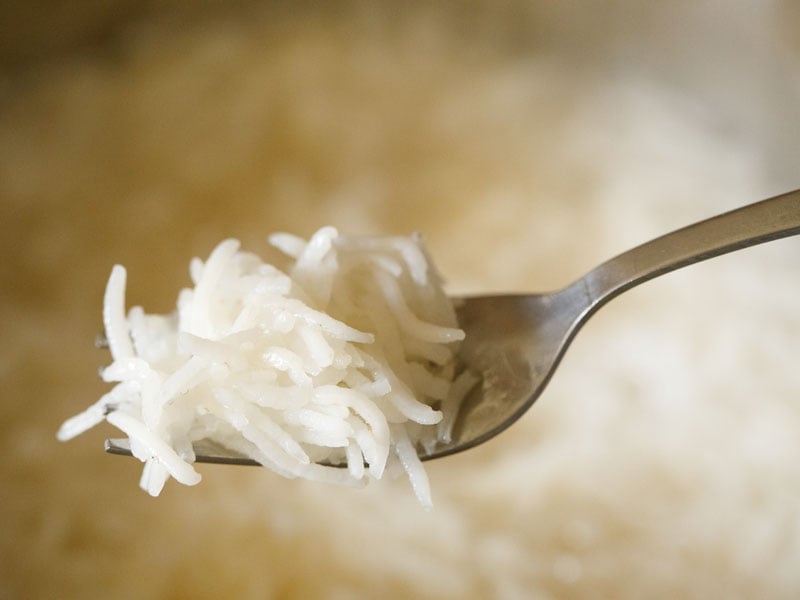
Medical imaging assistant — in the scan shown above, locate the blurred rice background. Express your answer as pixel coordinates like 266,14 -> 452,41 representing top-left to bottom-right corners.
2,1 -> 800,598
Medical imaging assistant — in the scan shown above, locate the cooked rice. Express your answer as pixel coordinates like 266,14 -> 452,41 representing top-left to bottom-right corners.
57,228 -> 474,508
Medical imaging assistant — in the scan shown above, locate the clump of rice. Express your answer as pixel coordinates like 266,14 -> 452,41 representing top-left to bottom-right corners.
57,228 -> 475,508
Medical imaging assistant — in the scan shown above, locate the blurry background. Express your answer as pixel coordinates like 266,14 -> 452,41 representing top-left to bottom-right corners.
2,1 -> 799,598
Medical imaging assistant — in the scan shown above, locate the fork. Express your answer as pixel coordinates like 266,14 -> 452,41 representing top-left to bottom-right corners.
107,188 -> 800,464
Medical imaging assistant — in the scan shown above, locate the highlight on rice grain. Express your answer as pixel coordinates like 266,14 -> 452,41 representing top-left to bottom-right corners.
57,228 -> 476,508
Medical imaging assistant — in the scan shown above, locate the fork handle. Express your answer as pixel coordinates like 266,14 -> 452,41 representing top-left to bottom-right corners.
581,188 -> 800,309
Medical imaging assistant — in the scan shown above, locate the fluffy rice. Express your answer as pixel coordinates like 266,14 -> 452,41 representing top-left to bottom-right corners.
57,227 -> 475,508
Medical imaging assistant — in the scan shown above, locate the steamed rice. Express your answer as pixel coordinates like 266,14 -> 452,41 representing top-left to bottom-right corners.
57,228 -> 473,508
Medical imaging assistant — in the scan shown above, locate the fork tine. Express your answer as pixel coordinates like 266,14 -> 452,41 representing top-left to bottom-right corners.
104,438 -> 261,466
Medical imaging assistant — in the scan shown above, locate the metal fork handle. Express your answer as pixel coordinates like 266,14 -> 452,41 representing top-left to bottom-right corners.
579,188 -> 800,311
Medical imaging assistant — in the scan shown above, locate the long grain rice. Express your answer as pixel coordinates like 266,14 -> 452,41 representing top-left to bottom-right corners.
57,229 -> 477,507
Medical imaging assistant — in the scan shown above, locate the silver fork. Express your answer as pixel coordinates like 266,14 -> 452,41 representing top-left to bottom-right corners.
106,188 -> 800,464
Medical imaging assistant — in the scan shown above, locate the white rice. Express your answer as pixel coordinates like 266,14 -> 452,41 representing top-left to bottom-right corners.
57,228 -> 476,508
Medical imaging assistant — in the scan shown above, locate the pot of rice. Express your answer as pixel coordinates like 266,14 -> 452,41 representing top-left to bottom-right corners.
2,2 -> 800,598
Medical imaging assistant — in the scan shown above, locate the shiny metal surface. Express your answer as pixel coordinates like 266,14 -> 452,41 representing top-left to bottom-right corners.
106,188 -> 800,465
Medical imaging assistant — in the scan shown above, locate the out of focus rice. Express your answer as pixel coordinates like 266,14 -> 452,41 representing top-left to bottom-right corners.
4,2 -> 799,597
